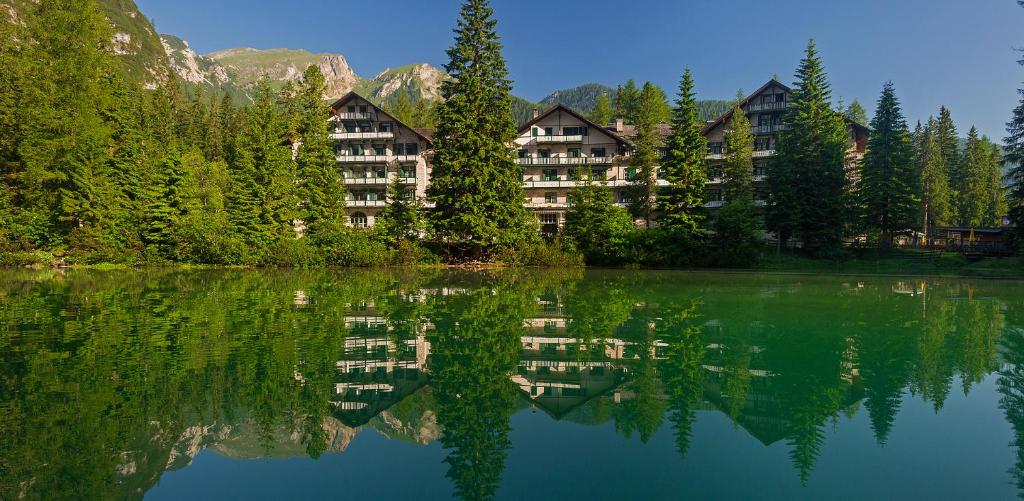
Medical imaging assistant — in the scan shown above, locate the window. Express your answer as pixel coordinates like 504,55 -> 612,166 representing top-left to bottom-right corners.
379,122 -> 393,132
591,147 -> 606,158
568,168 -> 580,181
755,190 -> 768,201
344,124 -> 357,133
755,137 -> 772,151
400,167 -> 415,179
359,105 -> 368,113
544,192 -> 558,204
373,167 -> 386,179
373,145 -> 386,156
563,126 -> 587,136
518,149 -> 528,158
538,149 -> 551,158
591,168 -> 607,181
544,127 -> 554,136
709,142 -> 724,154
567,148 -> 581,158
532,127 -> 539,137
709,189 -> 723,201
540,213 -> 558,225
395,143 -> 406,155
405,143 -> 418,155
758,114 -> 771,127
776,93 -> 786,103
542,169 -> 558,181
710,167 -> 723,180
350,212 -> 368,227
350,145 -> 365,156
753,163 -> 767,177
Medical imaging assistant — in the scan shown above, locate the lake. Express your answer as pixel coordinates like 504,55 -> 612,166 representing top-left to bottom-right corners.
2,269 -> 1023,500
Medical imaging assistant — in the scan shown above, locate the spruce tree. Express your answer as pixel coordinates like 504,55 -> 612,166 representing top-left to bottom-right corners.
845,99 -> 869,126
564,175 -> 635,265
919,118 -> 953,238
294,66 -> 346,239
766,40 -> 850,255
616,79 -> 641,123
376,173 -> 423,247
627,82 -> 664,228
935,106 -> 962,222
959,127 -> 991,227
657,68 -> 708,235
589,92 -> 614,126
387,92 -> 417,126
427,0 -> 535,260
722,104 -> 754,202
713,103 -> 760,264
1006,20 -> 1024,240
228,79 -> 296,254
858,82 -> 918,247
986,141 -> 1007,227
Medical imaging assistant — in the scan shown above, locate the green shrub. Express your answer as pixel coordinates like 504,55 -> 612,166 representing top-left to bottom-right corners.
499,240 -> 584,267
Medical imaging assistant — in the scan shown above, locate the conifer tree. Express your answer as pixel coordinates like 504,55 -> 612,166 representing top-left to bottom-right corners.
657,68 -> 708,235
564,175 -> 634,264
387,92 -> 417,126
427,0 -> 535,260
766,40 -> 850,255
228,79 -> 296,252
935,106 -> 962,221
616,79 -> 641,123
627,82 -> 664,228
722,104 -> 754,202
1005,14 -> 1024,241
712,103 -> 760,264
858,82 -> 918,247
294,66 -> 346,239
986,141 -> 1007,227
960,127 -> 991,227
919,118 -> 953,238
589,92 -> 614,126
845,99 -> 869,126
376,173 -> 423,247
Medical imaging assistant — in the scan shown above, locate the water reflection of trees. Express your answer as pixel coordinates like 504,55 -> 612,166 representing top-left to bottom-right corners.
0,270 -> 1017,500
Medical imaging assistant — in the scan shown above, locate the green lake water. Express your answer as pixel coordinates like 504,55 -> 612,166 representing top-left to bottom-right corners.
3,269 -> 1024,500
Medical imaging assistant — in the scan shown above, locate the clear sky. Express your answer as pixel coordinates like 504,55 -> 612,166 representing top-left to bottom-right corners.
137,0 -> 1024,138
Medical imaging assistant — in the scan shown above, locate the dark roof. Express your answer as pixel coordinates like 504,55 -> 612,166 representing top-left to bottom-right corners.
518,103 -> 633,147
701,78 -> 873,135
413,128 -> 435,142
328,91 -> 434,146
616,123 -> 672,142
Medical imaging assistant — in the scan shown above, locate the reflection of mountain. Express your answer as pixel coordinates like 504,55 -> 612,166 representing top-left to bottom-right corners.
0,270 -> 1016,500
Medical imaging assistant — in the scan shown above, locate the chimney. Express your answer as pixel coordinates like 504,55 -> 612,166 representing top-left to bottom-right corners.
615,117 -> 625,133
531,108 -> 540,119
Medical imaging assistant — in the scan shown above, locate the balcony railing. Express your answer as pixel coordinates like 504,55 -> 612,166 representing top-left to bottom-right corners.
395,154 -> 420,163
704,200 -> 726,208
344,177 -> 390,185
346,200 -> 387,208
751,124 -> 786,135
335,112 -> 373,120
399,177 -> 417,185
752,149 -> 775,158
747,101 -> 790,113
517,156 -> 614,166
535,135 -> 584,144
525,202 -> 570,209
330,131 -> 395,140
336,155 -> 389,163
706,152 -> 726,160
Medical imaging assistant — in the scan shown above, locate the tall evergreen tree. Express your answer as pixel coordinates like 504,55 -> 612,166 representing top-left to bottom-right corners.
427,0 -> 536,260
960,127 -> 992,227
657,68 -> 708,235
387,91 -> 417,126
712,103 -> 761,264
294,65 -> 346,239
986,141 -> 1007,227
1005,7 -> 1024,242
722,104 -> 754,202
935,106 -> 962,222
919,118 -> 953,238
858,82 -> 918,247
588,92 -> 614,126
845,99 -> 869,126
616,79 -> 641,123
627,82 -> 665,228
376,172 -> 423,247
766,40 -> 850,255
564,175 -> 635,265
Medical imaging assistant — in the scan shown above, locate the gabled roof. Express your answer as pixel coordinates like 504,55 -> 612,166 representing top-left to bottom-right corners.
518,103 -> 633,147
702,78 -> 791,134
701,78 -> 873,135
329,91 -> 434,146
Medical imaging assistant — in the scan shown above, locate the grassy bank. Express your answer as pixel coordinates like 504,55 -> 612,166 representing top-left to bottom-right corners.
753,248 -> 1024,278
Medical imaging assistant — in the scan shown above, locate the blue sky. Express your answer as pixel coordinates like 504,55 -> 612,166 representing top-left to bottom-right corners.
137,0 -> 1024,138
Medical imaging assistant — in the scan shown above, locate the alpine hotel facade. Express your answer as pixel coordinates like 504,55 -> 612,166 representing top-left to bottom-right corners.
330,79 -> 870,233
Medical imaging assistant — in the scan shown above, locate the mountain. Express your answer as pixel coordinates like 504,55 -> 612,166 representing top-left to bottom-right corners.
205,47 -> 361,100
538,83 -> 616,113
160,34 -> 249,101
355,64 -> 447,103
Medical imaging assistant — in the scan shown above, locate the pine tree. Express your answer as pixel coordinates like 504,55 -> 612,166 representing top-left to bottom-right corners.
959,127 -> 994,227
564,175 -> 635,265
722,104 -> 754,202
766,40 -> 850,255
426,0 -> 536,260
228,79 -> 296,253
627,82 -> 664,228
858,82 -> 918,247
935,106 -> 962,222
1005,16 -> 1024,241
919,118 -> 953,238
387,91 -> 417,126
986,141 -> 1007,227
616,79 -> 641,123
845,99 -> 869,126
657,68 -> 708,235
376,172 -> 423,246
294,66 -> 345,239
588,92 -> 614,126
